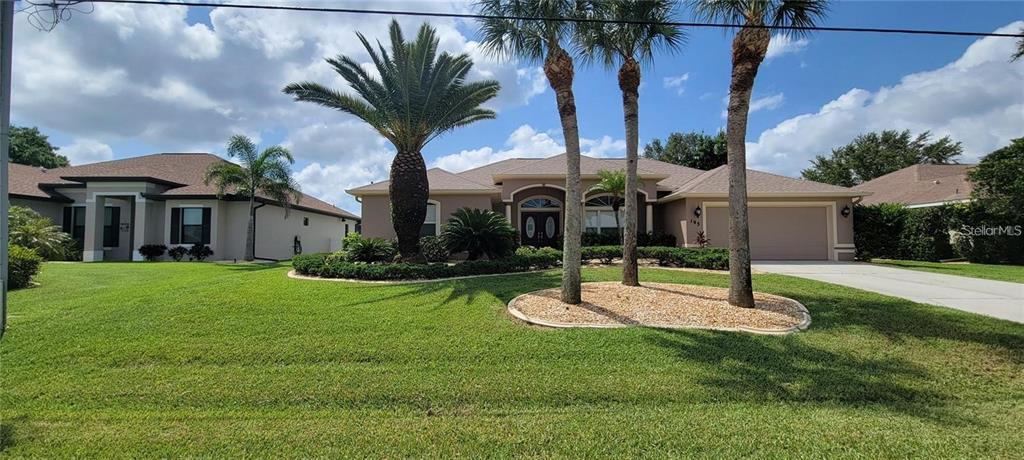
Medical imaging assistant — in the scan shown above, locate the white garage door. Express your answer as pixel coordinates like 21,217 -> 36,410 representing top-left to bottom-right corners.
706,206 -> 829,260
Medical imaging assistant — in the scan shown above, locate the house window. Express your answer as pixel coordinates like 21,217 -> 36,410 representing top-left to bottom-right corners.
103,206 -> 120,248
521,198 -> 560,209
63,206 -> 86,246
171,207 -> 211,245
420,202 -> 438,237
584,195 -> 624,236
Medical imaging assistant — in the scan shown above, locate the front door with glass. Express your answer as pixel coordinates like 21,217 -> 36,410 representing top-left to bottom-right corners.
520,211 -> 559,247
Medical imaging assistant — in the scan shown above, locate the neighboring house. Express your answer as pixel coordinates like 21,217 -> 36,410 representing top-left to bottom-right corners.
853,164 -> 974,208
349,155 -> 869,261
9,154 -> 359,261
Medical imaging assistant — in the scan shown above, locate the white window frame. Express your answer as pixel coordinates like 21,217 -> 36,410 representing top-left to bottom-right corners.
583,193 -> 624,234
422,200 -> 441,237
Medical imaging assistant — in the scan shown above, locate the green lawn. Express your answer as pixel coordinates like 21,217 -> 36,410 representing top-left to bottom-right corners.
871,259 -> 1024,283
2,262 -> 1022,457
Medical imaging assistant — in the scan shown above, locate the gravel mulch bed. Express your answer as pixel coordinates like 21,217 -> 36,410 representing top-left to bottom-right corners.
508,282 -> 810,334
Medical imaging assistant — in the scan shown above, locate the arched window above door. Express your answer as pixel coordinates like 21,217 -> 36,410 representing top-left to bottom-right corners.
521,197 -> 561,209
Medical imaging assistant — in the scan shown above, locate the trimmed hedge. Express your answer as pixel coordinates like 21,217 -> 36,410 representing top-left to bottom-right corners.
9,244 -> 43,290
293,250 -> 561,281
854,203 -> 973,262
294,245 -> 728,281
581,231 -> 676,247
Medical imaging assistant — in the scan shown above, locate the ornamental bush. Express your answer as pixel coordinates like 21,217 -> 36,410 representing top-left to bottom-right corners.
168,246 -> 189,262
443,208 -> 516,260
188,244 -> 214,261
345,236 -> 397,263
138,244 -> 167,261
8,244 -> 43,290
580,246 -> 620,264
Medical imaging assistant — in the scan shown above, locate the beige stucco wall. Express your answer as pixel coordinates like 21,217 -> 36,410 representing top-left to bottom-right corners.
660,196 -> 857,260
357,194 -> 495,239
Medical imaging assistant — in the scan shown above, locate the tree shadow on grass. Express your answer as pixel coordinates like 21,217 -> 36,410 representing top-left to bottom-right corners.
757,275 -> 1024,364
646,329 -> 973,425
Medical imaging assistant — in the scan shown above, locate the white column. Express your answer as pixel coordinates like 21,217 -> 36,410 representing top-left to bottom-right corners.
82,196 -> 105,262
131,196 -> 147,261
645,204 -> 654,233
505,204 -> 512,221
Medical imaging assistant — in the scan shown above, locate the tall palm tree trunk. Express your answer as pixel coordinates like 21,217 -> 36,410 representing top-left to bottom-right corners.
725,26 -> 769,308
245,195 -> 256,261
390,149 -> 429,260
620,57 -> 641,287
545,45 -> 582,305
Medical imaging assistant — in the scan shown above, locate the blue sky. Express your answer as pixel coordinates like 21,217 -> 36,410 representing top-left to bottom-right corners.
10,1 -> 1024,214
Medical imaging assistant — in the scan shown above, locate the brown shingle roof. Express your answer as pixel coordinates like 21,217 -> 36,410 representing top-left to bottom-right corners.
9,163 -> 75,199
8,154 -> 359,219
661,165 -> 867,201
494,154 -> 668,179
347,168 -> 497,194
853,164 -> 973,206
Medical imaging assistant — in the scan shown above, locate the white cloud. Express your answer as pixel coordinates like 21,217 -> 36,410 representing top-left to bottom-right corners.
432,124 -> 625,173
662,73 -> 690,95
750,93 -> 785,113
61,139 -> 114,165
292,153 -> 391,215
765,34 -> 809,61
10,1 -> 547,211
747,21 -> 1024,177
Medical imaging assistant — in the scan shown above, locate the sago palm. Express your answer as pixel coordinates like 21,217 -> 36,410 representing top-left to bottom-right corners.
580,0 -> 683,286
587,169 -> 628,242
204,135 -> 301,261
692,0 -> 830,307
477,0 -> 594,304
283,20 -> 500,259
442,208 -> 517,260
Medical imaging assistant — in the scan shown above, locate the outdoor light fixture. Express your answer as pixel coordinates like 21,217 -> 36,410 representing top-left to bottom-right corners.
841,205 -> 851,218
693,206 -> 702,218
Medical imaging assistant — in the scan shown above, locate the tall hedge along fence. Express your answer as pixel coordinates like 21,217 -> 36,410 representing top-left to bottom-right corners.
293,246 -> 728,281
854,203 -> 1021,263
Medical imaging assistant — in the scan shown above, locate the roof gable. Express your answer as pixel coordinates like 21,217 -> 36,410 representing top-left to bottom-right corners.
854,164 -> 973,206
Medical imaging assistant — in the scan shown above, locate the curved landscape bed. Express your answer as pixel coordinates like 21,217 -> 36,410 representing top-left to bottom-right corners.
508,282 -> 810,334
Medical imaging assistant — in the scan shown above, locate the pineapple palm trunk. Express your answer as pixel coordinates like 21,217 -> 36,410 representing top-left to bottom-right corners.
545,45 -> 583,305
726,26 -> 770,308
619,57 -> 640,287
245,194 -> 255,261
389,148 -> 429,259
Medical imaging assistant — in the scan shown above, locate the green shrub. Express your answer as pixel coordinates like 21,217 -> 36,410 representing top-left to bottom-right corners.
443,208 -> 516,260
294,253 -> 559,281
419,236 -> 449,263
138,244 -> 167,261
854,203 -> 908,260
168,246 -> 188,261
188,244 -> 214,261
8,205 -> 74,260
8,244 -> 42,290
954,203 -> 1024,264
637,246 -> 674,266
345,236 -> 397,263
900,206 -> 958,261
342,232 -> 362,249
637,232 -> 676,247
581,246 -> 620,264
515,246 -> 562,269
581,231 -> 619,247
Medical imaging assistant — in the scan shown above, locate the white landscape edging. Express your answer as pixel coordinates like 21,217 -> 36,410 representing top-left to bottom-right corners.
506,285 -> 812,336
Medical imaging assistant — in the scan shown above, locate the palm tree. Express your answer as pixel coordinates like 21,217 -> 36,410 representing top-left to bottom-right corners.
477,0 -> 593,304
587,169 -> 628,242
8,205 -> 74,260
204,135 -> 301,261
693,0 -> 830,307
1014,26 -> 1024,61
442,208 -> 517,260
580,0 -> 683,286
284,20 -> 500,259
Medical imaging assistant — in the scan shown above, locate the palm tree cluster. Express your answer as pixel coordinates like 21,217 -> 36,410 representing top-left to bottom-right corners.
286,1 -> 831,308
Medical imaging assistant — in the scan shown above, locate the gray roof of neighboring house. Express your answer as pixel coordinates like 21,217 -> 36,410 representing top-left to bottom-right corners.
348,153 -> 867,199
8,153 -> 359,219
853,164 -> 974,206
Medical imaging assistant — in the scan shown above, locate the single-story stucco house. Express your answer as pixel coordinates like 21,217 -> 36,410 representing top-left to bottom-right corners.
349,155 -> 869,261
853,164 -> 974,208
9,153 -> 359,261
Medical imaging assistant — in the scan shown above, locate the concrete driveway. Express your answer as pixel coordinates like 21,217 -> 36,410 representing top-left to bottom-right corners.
752,261 -> 1024,323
